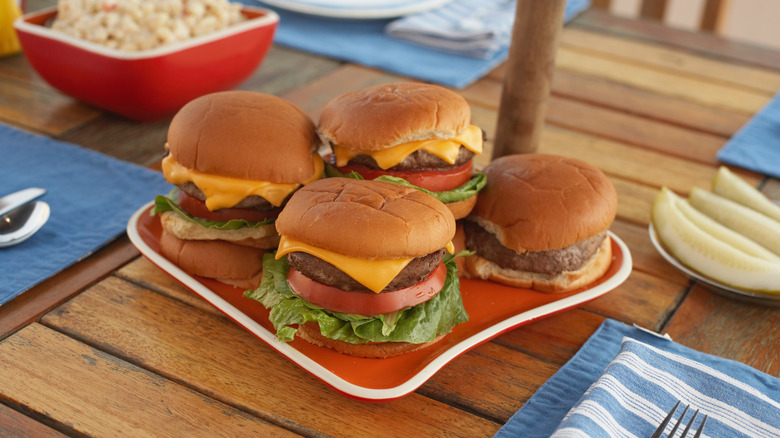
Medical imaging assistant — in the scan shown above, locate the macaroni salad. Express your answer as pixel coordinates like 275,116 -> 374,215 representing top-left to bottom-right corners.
51,0 -> 246,51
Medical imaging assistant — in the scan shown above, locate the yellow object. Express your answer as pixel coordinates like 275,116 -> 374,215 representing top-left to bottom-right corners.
333,125 -> 483,170
675,191 -> 780,263
162,153 -> 324,210
276,236 -> 414,294
651,187 -> 780,293
711,166 -> 780,222
445,241 -> 454,254
0,0 -> 22,57
689,187 -> 780,256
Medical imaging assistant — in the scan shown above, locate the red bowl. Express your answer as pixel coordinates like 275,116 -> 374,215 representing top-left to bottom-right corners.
14,6 -> 279,122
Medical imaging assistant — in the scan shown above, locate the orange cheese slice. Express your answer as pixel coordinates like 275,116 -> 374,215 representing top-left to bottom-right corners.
333,125 -> 483,170
276,237 -> 455,293
162,153 -> 324,210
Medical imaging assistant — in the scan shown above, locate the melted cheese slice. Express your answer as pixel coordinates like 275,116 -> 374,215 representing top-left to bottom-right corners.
276,237 -> 456,294
333,125 -> 483,170
162,153 -> 324,210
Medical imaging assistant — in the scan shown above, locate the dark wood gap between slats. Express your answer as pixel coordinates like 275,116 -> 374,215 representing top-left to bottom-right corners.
0,400 -> 72,438
656,278 -> 696,333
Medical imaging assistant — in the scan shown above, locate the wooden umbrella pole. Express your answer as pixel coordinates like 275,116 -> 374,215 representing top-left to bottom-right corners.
493,0 -> 567,158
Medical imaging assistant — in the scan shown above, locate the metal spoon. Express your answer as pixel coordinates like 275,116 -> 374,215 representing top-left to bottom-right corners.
0,201 -> 50,247
0,187 -> 46,217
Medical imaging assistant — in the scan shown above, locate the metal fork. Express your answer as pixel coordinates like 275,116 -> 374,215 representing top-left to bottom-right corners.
650,400 -> 709,438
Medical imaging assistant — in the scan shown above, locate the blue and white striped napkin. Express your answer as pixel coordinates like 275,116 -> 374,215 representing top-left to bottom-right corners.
717,91 -> 780,179
496,319 -> 780,437
385,0 -> 590,59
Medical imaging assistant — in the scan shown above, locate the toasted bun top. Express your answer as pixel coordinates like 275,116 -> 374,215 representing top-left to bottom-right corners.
471,154 -> 617,252
276,178 -> 456,259
167,91 -> 320,183
317,82 -> 471,151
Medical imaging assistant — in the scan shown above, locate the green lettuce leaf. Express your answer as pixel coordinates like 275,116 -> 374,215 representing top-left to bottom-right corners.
152,189 -> 274,230
374,173 -> 486,204
244,253 -> 469,344
324,163 -> 364,180
324,162 -> 486,204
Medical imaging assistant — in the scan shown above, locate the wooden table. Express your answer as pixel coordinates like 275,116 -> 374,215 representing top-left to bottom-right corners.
2,4 -> 779,437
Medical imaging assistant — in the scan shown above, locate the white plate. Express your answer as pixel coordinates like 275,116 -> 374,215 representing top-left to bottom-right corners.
128,202 -> 633,401
256,0 -> 453,19
648,223 -> 780,306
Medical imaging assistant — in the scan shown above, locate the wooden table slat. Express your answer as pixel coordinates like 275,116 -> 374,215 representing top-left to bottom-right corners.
0,237 -> 139,340
555,47 -> 770,115
560,27 -> 780,95
39,276 -> 501,437
0,323 -> 299,437
0,403 -> 68,438
572,8 -> 780,72
664,285 -> 780,375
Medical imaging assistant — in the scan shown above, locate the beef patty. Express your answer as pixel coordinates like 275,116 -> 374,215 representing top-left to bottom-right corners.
463,220 -> 606,275
336,145 -> 476,172
177,182 -> 281,211
287,249 -> 446,293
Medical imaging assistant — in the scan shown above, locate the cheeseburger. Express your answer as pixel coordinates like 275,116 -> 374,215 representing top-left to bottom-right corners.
154,90 -> 324,289
463,154 -> 617,293
317,82 -> 486,219
244,178 -> 468,358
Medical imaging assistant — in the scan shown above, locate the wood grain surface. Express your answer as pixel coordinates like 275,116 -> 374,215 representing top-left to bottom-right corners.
1,3 -> 779,436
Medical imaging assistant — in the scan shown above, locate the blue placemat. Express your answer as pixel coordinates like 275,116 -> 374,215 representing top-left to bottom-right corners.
0,124 -> 171,305
718,91 -> 780,179
244,0 -> 591,89
496,319 -> 780,437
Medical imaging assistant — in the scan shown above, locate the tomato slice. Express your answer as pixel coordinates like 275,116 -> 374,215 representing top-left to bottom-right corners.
286,262 -> 447,316
336,161 -> 473,193
177,190 -> 280,223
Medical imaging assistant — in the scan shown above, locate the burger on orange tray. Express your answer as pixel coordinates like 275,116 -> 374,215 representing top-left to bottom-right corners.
244,177 -> 468,358
153,90 -> 324,289
462,154 -> 617,293
317,82 -> 486,220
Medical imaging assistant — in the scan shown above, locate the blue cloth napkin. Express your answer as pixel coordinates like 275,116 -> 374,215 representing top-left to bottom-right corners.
717,91 -> 780,179
245,0 -> 590,89
496,319 -> 780,437
386,0 -> 520,59
0,124 -> 171,305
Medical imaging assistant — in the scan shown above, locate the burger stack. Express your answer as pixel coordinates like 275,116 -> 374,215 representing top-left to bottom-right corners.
154,90 -> 323,289
460,154 -> 618,292
317,82 -> 486,220
151,84 -> 618,359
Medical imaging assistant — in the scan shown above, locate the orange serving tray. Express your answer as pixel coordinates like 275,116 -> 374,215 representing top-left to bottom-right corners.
128,203 -> 632,402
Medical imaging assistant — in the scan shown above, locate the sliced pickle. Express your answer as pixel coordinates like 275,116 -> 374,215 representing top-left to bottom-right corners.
712,166 -> 780,222
651,187 -> 780,293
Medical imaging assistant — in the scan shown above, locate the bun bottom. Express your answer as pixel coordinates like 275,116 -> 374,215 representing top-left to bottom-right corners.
465,236 -> 613,293
160,211 -> 280,249
446,194 -> 477,220
297,322 -> 445,358
159,230 -> 265,290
